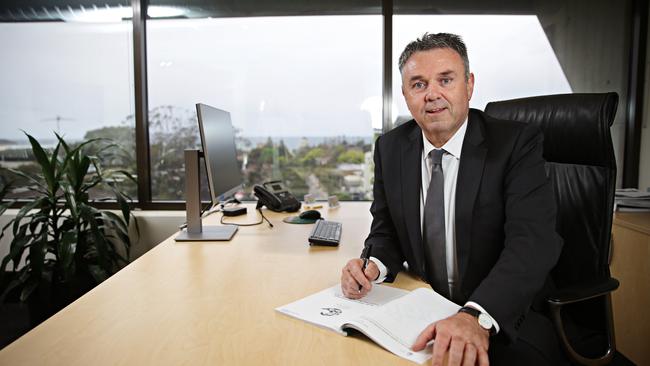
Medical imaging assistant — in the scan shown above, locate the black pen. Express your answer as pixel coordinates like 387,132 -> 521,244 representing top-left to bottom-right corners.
359,245 -> 371,292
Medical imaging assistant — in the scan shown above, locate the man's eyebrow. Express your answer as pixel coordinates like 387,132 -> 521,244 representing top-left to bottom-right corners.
438,70 -> 456,77
407,70 -> 457,83
407,75 -> 425,83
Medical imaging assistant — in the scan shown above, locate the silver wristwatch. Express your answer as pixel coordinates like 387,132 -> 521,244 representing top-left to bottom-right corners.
458,306 -> 496,335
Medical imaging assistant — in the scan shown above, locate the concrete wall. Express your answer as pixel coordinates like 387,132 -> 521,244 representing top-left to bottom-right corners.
639,3 -> 650,192
537,0 -> 631,188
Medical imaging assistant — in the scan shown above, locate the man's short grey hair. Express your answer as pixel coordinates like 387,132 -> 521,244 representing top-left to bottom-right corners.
398,32 -> 470,80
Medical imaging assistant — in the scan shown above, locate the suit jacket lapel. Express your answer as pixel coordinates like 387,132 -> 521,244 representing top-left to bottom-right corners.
401,125 -> 424,276
456,111 -> 487,288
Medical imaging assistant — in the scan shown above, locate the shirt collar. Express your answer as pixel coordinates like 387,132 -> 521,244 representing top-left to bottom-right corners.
421,117 -> 468,161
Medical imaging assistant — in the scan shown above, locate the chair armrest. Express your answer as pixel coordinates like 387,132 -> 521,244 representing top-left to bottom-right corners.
546,277 -> 619,365
547,277 -> 619,306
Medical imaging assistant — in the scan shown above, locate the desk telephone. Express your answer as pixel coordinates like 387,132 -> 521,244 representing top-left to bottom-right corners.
253,180 -> 301,212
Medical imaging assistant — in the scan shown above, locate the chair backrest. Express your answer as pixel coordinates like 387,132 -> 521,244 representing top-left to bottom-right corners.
484,93 -> 618,288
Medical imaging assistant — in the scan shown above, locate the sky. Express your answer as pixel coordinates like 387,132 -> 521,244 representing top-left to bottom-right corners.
0,14 -> 571,142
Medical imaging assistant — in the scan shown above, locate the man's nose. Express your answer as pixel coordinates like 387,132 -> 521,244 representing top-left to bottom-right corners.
424,85 -> 441,101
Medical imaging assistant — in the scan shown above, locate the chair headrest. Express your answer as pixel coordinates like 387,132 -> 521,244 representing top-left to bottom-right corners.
484,93 -> 618,167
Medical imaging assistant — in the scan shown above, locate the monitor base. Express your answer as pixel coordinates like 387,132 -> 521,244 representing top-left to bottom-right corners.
174,225 -> 238,241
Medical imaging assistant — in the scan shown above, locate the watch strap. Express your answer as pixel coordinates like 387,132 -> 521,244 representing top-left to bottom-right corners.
458,306 -> 481,318
458,306 -> 496,335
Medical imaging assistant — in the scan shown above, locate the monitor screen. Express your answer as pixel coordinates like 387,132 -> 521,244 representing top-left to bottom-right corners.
196,103 -> 243,205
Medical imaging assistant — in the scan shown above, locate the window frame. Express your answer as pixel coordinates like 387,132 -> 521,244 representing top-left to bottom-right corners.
3,0 -> 646,209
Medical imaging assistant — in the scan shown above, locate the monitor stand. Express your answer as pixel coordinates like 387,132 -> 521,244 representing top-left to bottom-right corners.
174,149 -> 238,242
175,225 -> 237,241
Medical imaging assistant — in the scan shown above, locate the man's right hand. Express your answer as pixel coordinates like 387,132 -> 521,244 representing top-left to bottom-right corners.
340,258 -> 380,299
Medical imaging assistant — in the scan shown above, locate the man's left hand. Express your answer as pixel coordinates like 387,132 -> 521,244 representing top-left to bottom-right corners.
412,312 -> 490,366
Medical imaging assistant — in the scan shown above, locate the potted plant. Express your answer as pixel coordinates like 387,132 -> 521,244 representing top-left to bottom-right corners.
0,133 -> 137,325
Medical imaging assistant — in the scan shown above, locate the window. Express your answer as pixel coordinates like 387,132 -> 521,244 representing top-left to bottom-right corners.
147,15 -> 382,201
1,0 -> 642,205
0,18 -> 135,200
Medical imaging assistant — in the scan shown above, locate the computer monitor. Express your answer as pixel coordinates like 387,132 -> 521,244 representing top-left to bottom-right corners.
196,103 -> 243,206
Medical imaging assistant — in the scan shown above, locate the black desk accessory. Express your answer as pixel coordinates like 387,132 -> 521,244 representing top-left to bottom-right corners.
308,219 -> 342,246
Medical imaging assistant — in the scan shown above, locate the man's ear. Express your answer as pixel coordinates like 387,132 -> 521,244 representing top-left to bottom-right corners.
467,73 -> 475,101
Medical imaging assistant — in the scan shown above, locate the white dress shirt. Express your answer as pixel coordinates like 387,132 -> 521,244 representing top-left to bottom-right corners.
370,119 -> 500,333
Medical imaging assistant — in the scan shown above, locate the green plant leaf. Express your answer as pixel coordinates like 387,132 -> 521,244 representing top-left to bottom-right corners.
12,197 -> 46,236
0,180 -> 13,202
0,186 -> 14,217
89,157 -> 103,180
102,211 -> 132,261
0,268 -> 29,303
27,228 -> 48,277
81,176 -> 102,194
1,133 -> 136,305
6,168 -> 47,192
58,231 -> 77,281
1,227 -> 30,272
19,278 -> 40,302
64,158 -> 77,193
49,138 -> 62,179
102,211 -> 128,237
55,135 -> 101,184
24,132 -> 57,194
28,214 -> 47,234
109,250 -> 129,266
56,134 -> 101,158
112,169 -> 137,185
56,133 -> 71,154
0,202 -> 10,218
63,184 -> 79,219
87,264 -> 108,283
114,189 -> 131,227
77,155 -> 92,190
79,205 -> 110,272
94,142 -> 120,157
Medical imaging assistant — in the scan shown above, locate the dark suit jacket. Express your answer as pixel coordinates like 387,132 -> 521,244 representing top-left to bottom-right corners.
366,108 -> 563,344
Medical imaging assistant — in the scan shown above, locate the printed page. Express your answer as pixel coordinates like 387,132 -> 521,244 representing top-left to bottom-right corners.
332,284 -> 408,306
275,284 -> 409,335
344,288 -> 460,364
615,188 -> 650,198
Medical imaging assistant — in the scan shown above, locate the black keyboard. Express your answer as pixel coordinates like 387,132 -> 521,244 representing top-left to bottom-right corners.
308,219 -> 342,246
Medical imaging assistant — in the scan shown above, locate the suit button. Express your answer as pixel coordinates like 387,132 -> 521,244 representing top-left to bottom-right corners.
515,315 -> 524,329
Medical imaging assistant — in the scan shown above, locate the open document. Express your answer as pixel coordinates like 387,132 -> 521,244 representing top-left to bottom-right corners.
275,285 -> 460,364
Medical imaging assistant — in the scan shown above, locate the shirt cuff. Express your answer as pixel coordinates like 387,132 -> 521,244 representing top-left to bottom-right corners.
369,256 -> 388,283
465,301 -> 500,334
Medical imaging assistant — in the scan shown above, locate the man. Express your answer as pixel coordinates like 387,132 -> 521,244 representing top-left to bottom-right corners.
340,33 -> 565,365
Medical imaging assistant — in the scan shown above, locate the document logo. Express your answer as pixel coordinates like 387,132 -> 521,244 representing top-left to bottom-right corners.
320,307 -> 342,316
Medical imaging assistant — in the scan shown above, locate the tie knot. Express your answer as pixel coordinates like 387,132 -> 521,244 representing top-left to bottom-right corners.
430,149 -> 444,165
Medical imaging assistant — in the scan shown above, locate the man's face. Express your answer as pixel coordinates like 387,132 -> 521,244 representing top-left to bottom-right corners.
401,48 -> 474,146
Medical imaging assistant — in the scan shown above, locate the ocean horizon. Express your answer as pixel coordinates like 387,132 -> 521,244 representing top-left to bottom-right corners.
0,135 -> 374,153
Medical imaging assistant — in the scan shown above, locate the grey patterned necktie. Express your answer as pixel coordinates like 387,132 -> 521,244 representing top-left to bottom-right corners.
423,149 -> 449,299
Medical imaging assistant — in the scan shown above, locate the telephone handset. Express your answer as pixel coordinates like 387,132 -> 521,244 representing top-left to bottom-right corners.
253,180 -> 301,212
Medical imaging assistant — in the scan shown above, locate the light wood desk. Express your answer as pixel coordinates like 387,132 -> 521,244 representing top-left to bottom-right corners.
611,212 -> 650,366
0,202 -> 429,366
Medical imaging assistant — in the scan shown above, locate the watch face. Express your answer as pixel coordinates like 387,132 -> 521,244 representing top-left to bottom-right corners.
478,313 -> 493,330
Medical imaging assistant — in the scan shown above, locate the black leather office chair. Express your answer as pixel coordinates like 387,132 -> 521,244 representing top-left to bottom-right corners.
485,93 -> 620,366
